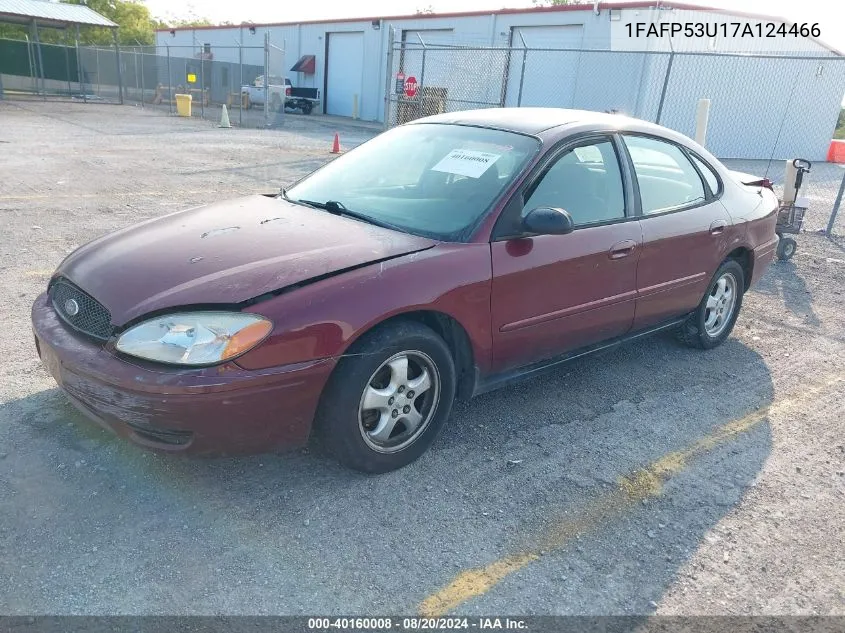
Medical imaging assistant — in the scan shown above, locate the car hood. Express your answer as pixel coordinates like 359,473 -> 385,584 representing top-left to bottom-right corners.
56,194 -> 436,326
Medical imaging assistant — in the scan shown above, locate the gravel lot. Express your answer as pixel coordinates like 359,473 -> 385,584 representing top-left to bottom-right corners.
0,101 -> 843,617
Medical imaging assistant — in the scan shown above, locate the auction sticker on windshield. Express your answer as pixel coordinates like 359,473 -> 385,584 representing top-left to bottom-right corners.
431,149 -> 501,179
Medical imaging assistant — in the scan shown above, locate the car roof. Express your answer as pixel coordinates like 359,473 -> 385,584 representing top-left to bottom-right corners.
407,107 -> 721,165
409,107 -> 646,135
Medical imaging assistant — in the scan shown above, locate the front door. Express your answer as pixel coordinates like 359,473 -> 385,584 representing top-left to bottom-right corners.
490,136 -> 642,373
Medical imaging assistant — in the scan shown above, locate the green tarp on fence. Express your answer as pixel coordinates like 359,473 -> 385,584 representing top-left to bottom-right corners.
0,38 -> 79,82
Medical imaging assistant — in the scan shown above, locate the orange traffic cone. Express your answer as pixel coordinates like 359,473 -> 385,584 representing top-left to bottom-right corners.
330,132 -> 341,154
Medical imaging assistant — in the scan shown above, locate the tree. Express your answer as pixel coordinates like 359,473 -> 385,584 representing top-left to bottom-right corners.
62,0 -> 158,45
835,109 -> 845,140
162,18 -> 215,29
0,0 -> 204,46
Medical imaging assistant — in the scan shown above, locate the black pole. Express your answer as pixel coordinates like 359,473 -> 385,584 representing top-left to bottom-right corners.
200,50 -> 205,119
827,172 -> 845,236
113,30 -> 124,104
75,25 -> 86,103
64,29 -> 73,97
166,45 -> 172,115
32,20 -> 46,99
139,44 -> 145,107
517,48 -> 527,107
655,52 -> 674,125
239,38 -> 243,127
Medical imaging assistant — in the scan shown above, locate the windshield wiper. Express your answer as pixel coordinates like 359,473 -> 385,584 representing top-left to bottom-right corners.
298,198 -> 348,213
290,197 -> 407,233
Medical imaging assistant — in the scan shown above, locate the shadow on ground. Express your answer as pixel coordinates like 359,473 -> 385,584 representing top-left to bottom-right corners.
754,259 -> 820,326
1,332 -> 773,615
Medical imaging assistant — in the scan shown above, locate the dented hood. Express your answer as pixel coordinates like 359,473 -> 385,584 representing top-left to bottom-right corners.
56,195 -> 435,326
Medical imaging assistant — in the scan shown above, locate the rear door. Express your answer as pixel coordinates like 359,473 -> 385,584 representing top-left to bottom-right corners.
620,134 -> 734,330
490,135 -> 641,373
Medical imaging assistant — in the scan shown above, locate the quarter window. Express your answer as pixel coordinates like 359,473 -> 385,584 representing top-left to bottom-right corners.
624,135 -> 706,214
690,153 -> 721,196
524,139 -> 625,226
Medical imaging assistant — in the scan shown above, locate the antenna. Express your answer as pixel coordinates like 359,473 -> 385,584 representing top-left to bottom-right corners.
764,70 -> 802,179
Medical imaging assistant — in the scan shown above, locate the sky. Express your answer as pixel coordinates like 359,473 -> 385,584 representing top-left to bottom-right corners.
141,0 -> 844,54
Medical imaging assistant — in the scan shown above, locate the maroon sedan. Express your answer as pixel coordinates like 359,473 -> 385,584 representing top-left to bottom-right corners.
32,108 -> 779,472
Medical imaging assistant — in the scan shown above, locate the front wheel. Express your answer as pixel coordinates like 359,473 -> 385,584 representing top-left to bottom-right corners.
678,259 -> 745,350
314,321 -> 456,473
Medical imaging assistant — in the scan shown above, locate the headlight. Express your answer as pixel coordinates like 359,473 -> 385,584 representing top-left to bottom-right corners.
115,312 -> 272,366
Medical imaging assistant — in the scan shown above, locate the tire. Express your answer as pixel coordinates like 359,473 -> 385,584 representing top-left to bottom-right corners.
314,321 -> 456,473
302,101 -> 313,115
678,259 -> 745,350
777,236 -> 797,261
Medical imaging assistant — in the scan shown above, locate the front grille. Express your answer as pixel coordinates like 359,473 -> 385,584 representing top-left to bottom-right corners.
49,279 -> 113,341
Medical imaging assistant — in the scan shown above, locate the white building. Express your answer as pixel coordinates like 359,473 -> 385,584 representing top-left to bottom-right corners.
156,1 -> 845,160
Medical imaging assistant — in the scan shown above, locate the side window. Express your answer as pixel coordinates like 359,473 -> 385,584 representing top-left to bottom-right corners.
524,139 -> 625,226
624,135 -> 706,214
690,153 -> 721,196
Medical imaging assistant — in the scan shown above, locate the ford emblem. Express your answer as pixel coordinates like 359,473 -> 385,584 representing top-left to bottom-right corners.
64,298 -> 80,316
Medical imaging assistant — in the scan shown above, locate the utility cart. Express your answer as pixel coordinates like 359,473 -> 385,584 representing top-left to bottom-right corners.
775,158 -> 812,261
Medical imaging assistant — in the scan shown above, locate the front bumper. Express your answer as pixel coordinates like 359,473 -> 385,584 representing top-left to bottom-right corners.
31,292 -> 336,455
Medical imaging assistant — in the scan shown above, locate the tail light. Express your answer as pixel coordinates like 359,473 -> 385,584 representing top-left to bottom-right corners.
285,86 -> 291,97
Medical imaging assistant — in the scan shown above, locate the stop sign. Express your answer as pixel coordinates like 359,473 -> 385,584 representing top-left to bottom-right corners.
404,76 -> 418,98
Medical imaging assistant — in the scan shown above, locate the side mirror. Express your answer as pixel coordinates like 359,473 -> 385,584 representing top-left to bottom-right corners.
522,207 -> 575,236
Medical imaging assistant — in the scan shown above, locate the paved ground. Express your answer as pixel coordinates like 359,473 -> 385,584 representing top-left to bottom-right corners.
0,102 -> 843,616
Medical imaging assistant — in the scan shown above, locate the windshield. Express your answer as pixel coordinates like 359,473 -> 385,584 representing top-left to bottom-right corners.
285,123 -> 540,241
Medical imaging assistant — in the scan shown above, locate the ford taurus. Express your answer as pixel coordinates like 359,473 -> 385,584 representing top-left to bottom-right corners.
32,108 -> 780,472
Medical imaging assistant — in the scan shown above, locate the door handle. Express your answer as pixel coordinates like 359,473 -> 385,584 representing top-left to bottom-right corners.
709,220 -> 728,235
609,240 -> 637,259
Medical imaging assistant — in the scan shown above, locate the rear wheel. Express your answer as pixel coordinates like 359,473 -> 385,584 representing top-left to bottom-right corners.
678,259 -> 744,350
302,101 -> 313,115
777,236 -> 797,261
314,321 -> 456,473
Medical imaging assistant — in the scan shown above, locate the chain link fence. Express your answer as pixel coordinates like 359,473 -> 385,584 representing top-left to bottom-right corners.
385,37 -> 845,235
0,36 -> 286,128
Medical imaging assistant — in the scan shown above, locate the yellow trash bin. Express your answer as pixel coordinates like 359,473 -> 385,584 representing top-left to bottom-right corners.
175,93 -> 192,117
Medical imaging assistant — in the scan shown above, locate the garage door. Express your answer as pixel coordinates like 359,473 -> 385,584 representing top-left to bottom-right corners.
326,32 -> 364,117
505,25 -> 584,107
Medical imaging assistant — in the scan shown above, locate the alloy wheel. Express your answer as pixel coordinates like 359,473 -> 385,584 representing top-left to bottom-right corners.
358,351 -> 440,454
704,272 -> 738,337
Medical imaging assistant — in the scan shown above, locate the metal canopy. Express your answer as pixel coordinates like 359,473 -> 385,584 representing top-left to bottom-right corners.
0,0 -> 117,28
290,54 -> 315,74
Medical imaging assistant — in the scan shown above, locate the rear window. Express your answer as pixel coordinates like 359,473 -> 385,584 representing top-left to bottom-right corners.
623,135 -> 706,214
690,154 -> 721,196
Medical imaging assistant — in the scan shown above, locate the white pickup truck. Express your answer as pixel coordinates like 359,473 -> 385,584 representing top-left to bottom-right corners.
241,75 -> 320,114
241,75 -> 289,111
